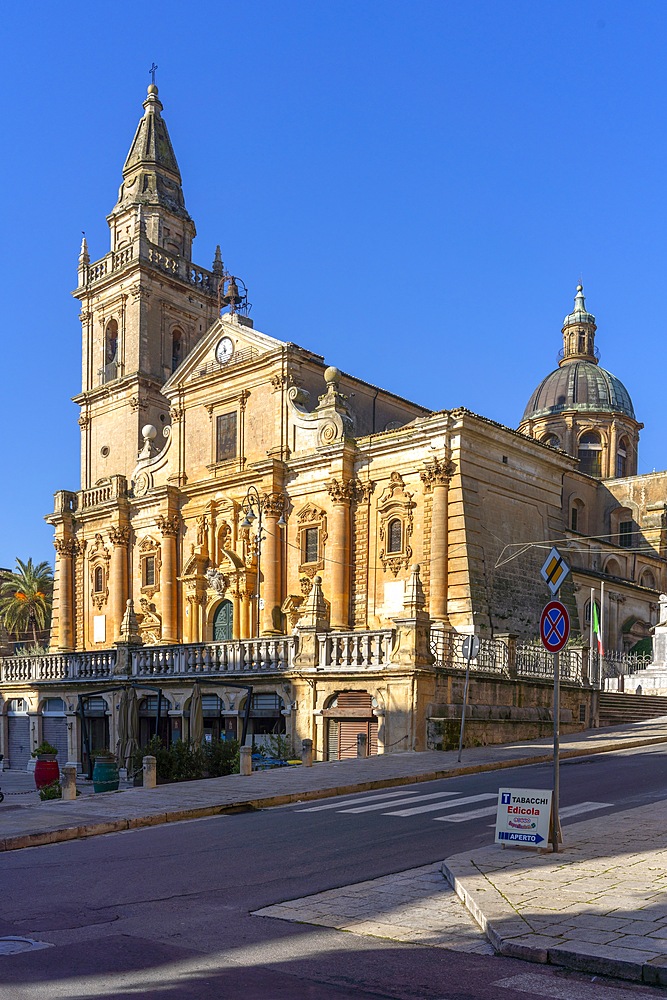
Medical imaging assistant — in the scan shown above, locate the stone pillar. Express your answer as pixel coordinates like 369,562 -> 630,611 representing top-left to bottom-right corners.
108,526 -> 130,642
53,538 -> 76,652
157,515 -> 179,643
240,591 -> 251,639
143,755 -> 157,788
327,481 -> 353,629
239,746 -> 252,775
314,713 -> 325,761
61,764 -> 77,800
261,496 -> 284,635
420,458 -> 454,624
301,739 -> 313,766
232,589 -> 241,640
65,709 -> 81,769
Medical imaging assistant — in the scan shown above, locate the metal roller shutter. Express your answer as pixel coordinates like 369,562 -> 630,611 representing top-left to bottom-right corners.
8,717 -> 30,770
43,718 -> 68,763
327,719 -> 339,761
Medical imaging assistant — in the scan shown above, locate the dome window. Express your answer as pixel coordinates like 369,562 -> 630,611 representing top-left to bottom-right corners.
541,433 -> 560,449
578,431 -> 602,477
616,438 -> 629,478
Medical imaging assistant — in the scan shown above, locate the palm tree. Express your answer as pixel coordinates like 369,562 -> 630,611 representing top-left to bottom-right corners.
0,558 -> 54,646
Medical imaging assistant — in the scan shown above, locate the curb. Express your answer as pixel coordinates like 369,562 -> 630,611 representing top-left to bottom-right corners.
2,734 -> 665,854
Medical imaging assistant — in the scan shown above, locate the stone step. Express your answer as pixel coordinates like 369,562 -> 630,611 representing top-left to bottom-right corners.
598,692 -> 667,725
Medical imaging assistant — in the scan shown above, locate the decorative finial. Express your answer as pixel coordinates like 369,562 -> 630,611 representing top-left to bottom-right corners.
149,62 -> 158,88
79,233 -> 89,265
212,245 -> 224,275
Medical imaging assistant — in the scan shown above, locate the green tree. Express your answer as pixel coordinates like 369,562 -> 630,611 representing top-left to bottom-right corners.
0,558 -> 53,645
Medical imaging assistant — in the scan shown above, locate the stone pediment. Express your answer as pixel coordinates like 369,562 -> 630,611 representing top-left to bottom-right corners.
162,313 -> 285,394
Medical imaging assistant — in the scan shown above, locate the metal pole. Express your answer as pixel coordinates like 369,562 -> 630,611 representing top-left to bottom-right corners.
457,647 -> 473,763
600,580 -> 606,687
589,587 -> 595,686
255,504 -> 262,637
551,646 -> 561,852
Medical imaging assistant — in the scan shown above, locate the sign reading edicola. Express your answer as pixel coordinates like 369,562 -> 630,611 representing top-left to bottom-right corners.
495,787 -> 552,847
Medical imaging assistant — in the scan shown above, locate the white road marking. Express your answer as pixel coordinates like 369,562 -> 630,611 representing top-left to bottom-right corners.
494,971 -> 659,1000
559,801 -> 611,819
339,791 -> 459,813
386,793 -> 497,817
437,804 -> 499,822
296,789 -> 420,811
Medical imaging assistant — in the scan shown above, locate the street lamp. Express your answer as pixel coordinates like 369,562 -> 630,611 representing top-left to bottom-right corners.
240,486 -> 287,635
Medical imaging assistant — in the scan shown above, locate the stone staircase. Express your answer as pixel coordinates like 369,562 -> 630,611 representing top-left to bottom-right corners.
598,692 -> 667,726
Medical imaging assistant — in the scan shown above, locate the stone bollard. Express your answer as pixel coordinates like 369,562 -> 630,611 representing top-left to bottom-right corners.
301,738 -> 313,767
61,764 -> 77,801
357,733 -> 368,758
143,754 -> 157,789
239,746 -> 253,775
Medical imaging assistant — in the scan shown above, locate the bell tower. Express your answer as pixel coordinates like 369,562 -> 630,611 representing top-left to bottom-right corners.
73,83 -> 222,489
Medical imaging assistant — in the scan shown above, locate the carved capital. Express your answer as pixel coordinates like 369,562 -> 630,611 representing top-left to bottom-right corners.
169,405 -> 184,422
78,413 -> 90,428
109,526 -> 131,547
54,537 -> 77,558
157,514 -> 180,537
262,493 -> 288,518
327,478 -> 371,505
420,457 -> 455,492
239,389 -> 250,411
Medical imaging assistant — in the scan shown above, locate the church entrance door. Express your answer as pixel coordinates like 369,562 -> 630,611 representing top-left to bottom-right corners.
213,600 -> 234,641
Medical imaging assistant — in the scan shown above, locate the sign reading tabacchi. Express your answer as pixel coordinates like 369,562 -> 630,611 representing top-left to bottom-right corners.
495,787 -> 552,847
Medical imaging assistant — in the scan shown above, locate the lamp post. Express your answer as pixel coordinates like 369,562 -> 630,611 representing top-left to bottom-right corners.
240,487 -> 287,635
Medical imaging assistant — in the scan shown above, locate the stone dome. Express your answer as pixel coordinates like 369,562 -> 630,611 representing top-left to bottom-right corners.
522,361 -> 636,422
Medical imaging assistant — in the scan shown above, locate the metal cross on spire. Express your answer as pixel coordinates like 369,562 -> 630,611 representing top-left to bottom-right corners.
149,62 -> 158,86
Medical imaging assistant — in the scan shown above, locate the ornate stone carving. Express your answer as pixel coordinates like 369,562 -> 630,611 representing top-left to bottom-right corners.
157,514 -> 180,537
206,567 -> 229,595
420,457 -> 456,492
327,478 -> 374,504
78,414 -> 90,428
89,533 -> 111,610
137,597 -> 162,645
262,493 -> 287,518
138,535 -> 161,598
296,503 -> 328,575
109,525 -> 131,547
169,405 -> 184,422
54,537 -> 77,557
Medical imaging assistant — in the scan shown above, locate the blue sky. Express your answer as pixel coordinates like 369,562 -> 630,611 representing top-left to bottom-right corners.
1,0 -> 666,568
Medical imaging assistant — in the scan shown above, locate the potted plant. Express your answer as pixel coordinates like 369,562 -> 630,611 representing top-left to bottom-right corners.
91,748 -> 119,793
31,741 -> 59,790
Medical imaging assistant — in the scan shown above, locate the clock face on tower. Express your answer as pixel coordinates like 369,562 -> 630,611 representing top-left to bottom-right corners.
215,336 -> 234,366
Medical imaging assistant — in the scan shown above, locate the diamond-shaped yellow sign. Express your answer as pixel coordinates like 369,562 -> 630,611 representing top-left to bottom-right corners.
540,547 -> 570,595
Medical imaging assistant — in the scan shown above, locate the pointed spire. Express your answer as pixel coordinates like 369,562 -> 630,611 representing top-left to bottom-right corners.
78,235 -> 89,266
110,84 -> 194,233
212,245 -> 224,275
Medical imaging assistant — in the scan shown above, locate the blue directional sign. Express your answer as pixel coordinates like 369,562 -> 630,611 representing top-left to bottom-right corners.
540,600 -> 570,652
498,831 -> 545,845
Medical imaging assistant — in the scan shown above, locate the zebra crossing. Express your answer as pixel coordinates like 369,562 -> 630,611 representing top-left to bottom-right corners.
295,788 -> 612,826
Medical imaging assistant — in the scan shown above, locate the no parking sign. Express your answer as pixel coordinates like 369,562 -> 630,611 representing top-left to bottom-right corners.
540,601 -> 570,652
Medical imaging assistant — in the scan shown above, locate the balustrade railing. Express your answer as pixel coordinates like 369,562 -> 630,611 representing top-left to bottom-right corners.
132,638 -> 297,676
319,630 -> 394,669
0,651 -> 115,683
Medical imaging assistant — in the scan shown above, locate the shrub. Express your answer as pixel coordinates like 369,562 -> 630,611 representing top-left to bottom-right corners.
31,742 -> 58,758
39,780 -> 62,800
131,737 -> 240,783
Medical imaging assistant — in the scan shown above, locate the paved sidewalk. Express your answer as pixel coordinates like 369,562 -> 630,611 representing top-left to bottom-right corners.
443,799 -> 667,986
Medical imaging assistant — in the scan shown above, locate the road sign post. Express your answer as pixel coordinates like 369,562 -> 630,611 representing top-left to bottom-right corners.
457,635 -> 479,763
539,548 -> 571,854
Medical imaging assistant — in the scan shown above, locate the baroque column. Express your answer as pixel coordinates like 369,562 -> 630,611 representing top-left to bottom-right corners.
261,495 -> 285,635
326,479 -> 357,630
53,537 -> 76,651
108,526 -> 131,642
420,458 -> 454,625
157,514 -> 180,643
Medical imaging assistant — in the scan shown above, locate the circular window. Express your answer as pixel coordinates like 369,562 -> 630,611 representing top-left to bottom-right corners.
100,446 -> 110,457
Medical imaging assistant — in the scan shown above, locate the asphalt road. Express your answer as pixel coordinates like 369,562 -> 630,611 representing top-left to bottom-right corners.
1,745 -> 666,1000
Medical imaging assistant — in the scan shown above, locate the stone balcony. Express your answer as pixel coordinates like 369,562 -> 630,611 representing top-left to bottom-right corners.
79,240 -> 220,296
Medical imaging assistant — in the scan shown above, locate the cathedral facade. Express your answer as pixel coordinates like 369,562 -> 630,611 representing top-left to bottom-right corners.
0,85 -> 665,770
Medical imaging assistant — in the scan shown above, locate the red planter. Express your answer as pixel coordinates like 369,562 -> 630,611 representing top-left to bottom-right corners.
34,756 -> 59,790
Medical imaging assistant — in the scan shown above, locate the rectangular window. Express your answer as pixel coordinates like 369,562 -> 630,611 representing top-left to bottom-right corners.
619,521 -> 633,548
216,412 -> 237,463
570,507 -> 578,532
144,555 -> 156,587
304,527 -> 319,564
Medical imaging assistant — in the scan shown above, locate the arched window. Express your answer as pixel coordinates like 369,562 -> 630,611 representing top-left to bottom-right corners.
616,437 -> 629,478
542,433 -> 560,450
387,518 -> 402,553
93,566 -> 104,593
578,431 -> 602,477
640,569 -> 656,590
605,557 -> 622,578
171,328 -> 183,373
